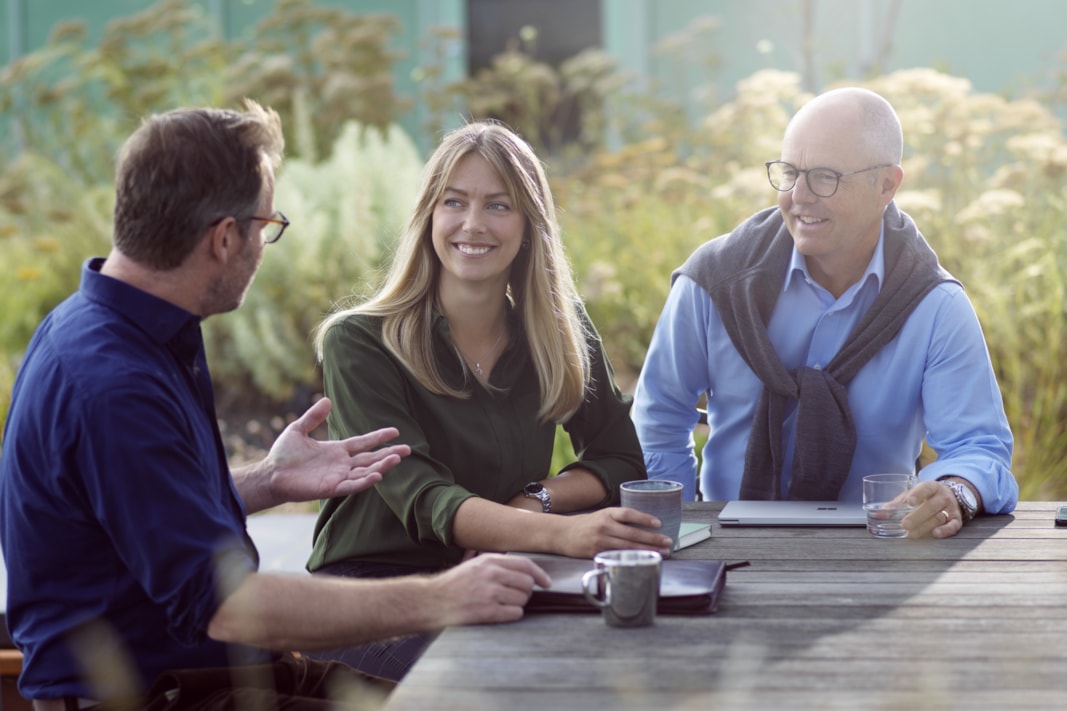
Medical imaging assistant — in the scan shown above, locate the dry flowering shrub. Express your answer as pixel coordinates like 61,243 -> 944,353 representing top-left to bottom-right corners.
0,154 -> 112,357
556,68 -> 811,378
203,121 -> 424,404
556,67 -> 1067,497
1,0 -> 1066,495
227,0 -> 409,162
0,0 -> 413,448
446,27 -> 629,157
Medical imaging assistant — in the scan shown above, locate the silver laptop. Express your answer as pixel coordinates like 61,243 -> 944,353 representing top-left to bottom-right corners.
718,499 -> 867,527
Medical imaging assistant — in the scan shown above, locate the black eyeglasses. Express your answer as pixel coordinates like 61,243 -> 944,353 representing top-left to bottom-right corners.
246,211 -> 289,244
765,161 -> 892,198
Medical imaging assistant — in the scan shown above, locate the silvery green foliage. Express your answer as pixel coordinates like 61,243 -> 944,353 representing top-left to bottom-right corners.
204,120 -> 424,402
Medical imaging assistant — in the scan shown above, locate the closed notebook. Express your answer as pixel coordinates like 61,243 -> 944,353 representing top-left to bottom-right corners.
515,553 -> 726,615
676,521 -> 712,551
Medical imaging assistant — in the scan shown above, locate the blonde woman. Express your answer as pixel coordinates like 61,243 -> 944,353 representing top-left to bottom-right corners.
305,121 -> 667,679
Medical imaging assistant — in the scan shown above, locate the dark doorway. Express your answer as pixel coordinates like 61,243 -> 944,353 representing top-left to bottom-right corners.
466,0 -> 603,151
467,0 -> 602,71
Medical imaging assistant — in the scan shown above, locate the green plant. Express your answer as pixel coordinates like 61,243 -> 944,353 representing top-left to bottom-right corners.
0,355 -> 13,427
411,25 -> 466,144
3,0 -> 1066,501
555,67 -> 1067,499
0,1 -> 230,185
227,0 -> 410,162
0,153 -> 113,355
202,120 -> 425,403
0,153 -> 113,456
862,69 -> 1067,498
556,70 -> 807,381
445,26 -> 629,157
0,0 -> 417,434
550,426 -> 578,477
0,0 -> 409,182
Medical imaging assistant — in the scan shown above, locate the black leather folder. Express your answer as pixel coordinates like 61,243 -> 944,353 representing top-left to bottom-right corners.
516,553 -> 727,615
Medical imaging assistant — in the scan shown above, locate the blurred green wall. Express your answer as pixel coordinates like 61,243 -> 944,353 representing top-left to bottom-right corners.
604,0 -> 1067,101
4,0 -> 1067,153
0,0 -> 466,153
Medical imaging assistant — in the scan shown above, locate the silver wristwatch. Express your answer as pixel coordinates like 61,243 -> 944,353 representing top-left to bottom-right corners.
941,479 -> 978,523
523,482 -> 552,513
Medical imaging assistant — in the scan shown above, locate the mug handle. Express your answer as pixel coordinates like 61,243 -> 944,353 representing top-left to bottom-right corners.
581,568 -> 612,608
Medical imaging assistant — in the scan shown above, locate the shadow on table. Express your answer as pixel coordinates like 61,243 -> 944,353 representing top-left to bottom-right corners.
429,514 -> 1020,707
657,513 -> 1019,689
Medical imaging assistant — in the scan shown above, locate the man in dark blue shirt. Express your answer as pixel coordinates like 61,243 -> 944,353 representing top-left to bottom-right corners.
0,101 -> 550,710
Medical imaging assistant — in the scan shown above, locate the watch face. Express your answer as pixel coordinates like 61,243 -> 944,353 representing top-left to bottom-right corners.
948,481 -> 977,519
523,482 -> 551,512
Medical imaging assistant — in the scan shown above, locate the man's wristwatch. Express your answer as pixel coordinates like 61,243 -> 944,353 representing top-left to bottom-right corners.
941,478 -> 979,523
523,482 -> 552,513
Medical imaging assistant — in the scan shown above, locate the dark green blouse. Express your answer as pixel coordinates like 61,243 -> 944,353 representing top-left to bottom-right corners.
308,307 -> 646,569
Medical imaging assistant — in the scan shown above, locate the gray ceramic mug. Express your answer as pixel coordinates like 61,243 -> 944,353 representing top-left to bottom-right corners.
620,479 -> 684,554
581,549 -> 662,627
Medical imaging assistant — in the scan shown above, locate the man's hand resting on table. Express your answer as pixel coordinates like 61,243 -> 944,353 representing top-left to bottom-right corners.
429,554 -> 553,626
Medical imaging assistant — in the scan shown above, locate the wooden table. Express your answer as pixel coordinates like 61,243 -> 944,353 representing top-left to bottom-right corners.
385,501 -> 1067,710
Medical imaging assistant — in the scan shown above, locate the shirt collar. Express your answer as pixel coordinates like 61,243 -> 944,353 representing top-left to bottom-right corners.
431,304 -> 522,348
81,257 -> 203,361
782,222 -> 887,297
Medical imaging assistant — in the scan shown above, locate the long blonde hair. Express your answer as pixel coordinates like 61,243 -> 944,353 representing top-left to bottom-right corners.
315,121 -> 590,423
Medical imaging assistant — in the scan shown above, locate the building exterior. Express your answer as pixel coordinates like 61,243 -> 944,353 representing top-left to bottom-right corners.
3,0 -> 1066,153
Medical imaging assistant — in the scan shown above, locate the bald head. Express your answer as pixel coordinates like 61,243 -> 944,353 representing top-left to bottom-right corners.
774,87 -> 905,297
786,87 -> 903,166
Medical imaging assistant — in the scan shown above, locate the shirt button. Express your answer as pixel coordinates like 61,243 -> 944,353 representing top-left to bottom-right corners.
813,364 -> 823,370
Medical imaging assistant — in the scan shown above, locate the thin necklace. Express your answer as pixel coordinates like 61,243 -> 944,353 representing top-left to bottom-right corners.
455,328 -> 506,378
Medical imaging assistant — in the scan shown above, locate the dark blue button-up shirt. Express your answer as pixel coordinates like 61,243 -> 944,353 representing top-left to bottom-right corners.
0,258 -> 267,700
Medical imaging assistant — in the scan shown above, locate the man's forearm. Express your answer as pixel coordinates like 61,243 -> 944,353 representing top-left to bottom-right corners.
207,571 -> 441,651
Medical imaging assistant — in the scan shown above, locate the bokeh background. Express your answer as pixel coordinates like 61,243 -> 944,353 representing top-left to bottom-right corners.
2,0 -> 1065,498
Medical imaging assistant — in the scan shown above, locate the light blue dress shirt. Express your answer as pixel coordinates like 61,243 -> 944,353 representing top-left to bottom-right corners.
632,228 -> 1017,513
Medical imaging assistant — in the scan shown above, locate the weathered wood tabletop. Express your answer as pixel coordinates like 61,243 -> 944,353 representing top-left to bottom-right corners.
384,501 -> 1067,710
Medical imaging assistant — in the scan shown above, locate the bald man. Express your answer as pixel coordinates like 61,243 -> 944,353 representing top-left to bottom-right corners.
633,87 -> 1017,538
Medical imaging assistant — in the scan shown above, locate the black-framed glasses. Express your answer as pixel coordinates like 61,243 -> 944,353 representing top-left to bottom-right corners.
246,211 -> 289,244
765,161 -> 892,198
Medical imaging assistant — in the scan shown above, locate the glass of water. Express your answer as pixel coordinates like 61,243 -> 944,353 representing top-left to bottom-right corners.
862,473 -> 916,538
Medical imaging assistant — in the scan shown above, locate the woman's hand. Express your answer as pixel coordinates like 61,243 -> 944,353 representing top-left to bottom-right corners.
556,507 -> 674,559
